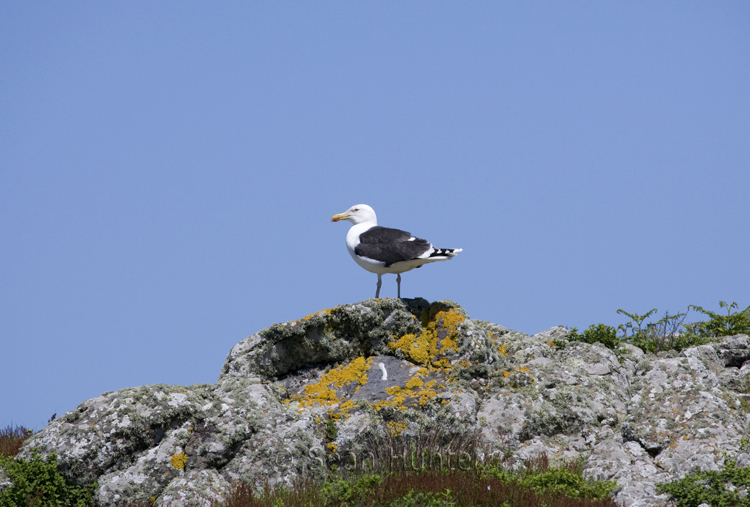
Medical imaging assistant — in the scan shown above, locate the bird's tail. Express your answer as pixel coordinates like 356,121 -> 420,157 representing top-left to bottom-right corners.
429,247 -> 462,259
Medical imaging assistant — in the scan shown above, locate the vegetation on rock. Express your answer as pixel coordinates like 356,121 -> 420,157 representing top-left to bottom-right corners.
656,457 -> 750,507
2,423 -> 96,507
0,452 -> 95,507
689,301 -> 750,338
220,454 -> 618,507
568,301 -> 749,353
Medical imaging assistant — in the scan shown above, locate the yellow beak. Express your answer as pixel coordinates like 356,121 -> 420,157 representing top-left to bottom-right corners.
331,213 -> 349,222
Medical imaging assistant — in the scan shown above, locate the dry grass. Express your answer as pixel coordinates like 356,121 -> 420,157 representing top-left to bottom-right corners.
350,424 -> 486,475
222,478 -> 322,507
219,423 -> 618,507
0,425 -> 31,457
219,469 -> 619,507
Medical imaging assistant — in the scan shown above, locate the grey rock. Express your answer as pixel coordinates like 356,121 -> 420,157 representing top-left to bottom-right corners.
717,334 -> 750,367
159,470 -> 230,507
221,299 -> 424,379
14,299 -> 750,507
0,464 -> 11,493
620,343 -> 646,360
683,344 -> 724,373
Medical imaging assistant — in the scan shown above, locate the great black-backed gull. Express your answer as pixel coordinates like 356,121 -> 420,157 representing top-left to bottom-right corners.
331,204 -> 462,298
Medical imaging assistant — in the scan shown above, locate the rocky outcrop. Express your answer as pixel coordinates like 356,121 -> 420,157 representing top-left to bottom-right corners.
16,298 -> 750,506
0,466 -> 11,493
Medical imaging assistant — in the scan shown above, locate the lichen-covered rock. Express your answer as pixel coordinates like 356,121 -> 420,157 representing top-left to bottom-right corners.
0,464 -> 11,493
221,299 -> 427,379
16,301 -> 750,507
159,469 -> 230,507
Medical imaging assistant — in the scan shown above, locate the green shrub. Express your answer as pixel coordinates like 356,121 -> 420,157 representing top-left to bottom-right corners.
616,309 -> 713,353
656,457 -> 750,507
568,301 -> 748,354
380,490 -> 456,507
319,474 -> 382,504
0,453 -> 95,507
567,324 -> 619,349
689,301 -> 750,338
482,454 -> 616,501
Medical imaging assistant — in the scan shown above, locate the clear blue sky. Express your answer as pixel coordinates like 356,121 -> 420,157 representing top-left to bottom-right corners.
2,2 -> 748,430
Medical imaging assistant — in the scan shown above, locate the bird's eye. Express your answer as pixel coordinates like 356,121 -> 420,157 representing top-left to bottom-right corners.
353,208 -> 359,212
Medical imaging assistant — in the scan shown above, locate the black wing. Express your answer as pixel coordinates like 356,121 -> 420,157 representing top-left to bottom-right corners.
354,226 -> 432,267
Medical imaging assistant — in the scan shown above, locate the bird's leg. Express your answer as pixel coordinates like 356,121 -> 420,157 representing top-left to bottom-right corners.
397,273 -> 401,299
375,274 -> 382,299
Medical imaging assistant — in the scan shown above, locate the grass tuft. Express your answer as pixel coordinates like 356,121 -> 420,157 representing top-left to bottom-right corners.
0,425 -> 32,458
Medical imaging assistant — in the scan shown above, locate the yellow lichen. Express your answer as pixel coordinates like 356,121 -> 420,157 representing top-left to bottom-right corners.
385,385 -> 402,396
170,452 -> 188,470
382,378 -> 441,409
387,421 -> 408,436
298,307 -> 336,322
326,442 -> 338,453
373,400 -> 403,412
389,333 -> 431,365
288,304 -> 474,417
498,344 -> 509,357
389,306 -> 465,370
292,357 -> 371,418
335,400 -> 356,416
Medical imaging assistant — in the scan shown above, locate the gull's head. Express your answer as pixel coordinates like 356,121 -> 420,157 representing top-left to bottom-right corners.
331,204 -> 377,225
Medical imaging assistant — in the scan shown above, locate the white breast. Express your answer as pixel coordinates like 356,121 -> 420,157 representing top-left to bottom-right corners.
345,224 -> 389,273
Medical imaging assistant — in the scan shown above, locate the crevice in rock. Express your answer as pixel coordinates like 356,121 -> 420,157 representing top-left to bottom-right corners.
150,425 -> 166,446
621,425 -> 635,443
644,445 -> 663,459
276,363 -> 329,396
622,425 -> 663,459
